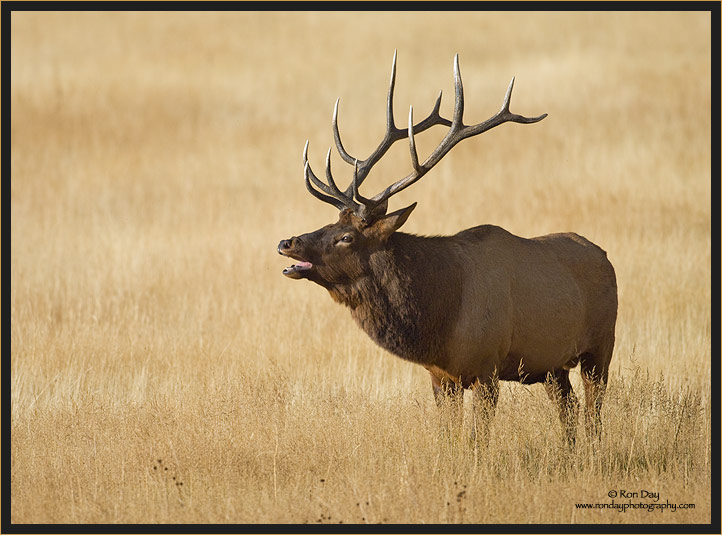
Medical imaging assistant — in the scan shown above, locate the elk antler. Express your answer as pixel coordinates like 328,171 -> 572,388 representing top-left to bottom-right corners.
303,51 -> 547,219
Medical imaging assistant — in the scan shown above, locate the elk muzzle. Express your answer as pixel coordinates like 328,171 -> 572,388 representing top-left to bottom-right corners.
278,237 -> 313,279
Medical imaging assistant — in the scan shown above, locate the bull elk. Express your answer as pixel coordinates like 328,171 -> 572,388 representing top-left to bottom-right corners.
278,52 -> 617,445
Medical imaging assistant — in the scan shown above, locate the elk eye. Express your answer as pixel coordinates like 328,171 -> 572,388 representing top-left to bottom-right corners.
339,234 -> 353,244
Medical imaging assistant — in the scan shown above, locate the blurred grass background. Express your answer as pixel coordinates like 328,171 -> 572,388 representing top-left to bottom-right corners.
10,11 -> 711,524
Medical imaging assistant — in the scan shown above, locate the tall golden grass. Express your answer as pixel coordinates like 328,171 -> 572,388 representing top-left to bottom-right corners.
10,11 -> 711,524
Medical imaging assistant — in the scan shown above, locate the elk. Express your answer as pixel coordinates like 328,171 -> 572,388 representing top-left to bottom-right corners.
278,52 -> 617,445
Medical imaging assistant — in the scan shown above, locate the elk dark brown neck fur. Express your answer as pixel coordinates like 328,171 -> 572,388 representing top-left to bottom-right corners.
326,232 -> 461,366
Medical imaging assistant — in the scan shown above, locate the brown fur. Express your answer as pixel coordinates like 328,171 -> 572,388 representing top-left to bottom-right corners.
279,206 -> 617,443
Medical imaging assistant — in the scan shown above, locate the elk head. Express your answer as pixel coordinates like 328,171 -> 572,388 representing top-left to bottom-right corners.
278,52 -> 546,289
277,202 -> 416,286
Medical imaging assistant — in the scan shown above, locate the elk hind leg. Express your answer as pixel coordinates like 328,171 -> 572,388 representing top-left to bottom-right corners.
544,369 -> 579,446
580,350 -> 611,440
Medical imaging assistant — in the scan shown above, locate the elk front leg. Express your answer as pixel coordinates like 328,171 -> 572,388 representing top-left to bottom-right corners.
470,376 -> 499,448
430,372 -> 463,439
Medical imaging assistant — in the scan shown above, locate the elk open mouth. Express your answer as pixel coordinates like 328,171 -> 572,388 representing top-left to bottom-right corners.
282,261 -> 313,279
278,239 -> 314,279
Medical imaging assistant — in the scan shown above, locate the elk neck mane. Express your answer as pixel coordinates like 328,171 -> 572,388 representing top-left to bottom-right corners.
326,231 -> 461,365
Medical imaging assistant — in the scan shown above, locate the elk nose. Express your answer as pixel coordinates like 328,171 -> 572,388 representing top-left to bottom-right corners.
278,238 -> 295,254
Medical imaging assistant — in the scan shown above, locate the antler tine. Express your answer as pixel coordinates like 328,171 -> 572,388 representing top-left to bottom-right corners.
408,106 -> 421,173
303,141 -> 358,211
451,54 -> 464,128
386,49 -> 398,132
332,98 -> 355,166
502,76 -> 515,113
303,141 -> 334,197
417,90 -> 451,131
324,147 -> 346,198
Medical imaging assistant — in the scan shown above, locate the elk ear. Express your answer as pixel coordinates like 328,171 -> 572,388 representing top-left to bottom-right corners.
369,202 -> 417,240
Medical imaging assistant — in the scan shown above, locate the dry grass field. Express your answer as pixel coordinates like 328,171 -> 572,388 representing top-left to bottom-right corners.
10,11 -> 712,525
